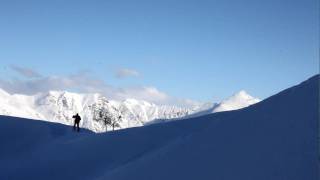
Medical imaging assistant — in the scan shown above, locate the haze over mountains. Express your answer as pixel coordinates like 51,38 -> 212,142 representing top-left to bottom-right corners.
0,88 -> 259,132
0,75 -> 318,180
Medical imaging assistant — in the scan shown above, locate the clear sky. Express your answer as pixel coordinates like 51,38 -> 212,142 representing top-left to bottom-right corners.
0,0 -> 318,105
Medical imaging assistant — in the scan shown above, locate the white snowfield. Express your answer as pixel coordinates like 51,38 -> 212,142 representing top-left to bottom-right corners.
0,88 -> 259,132
0,75 -> 318,180
212,90 -> 260,112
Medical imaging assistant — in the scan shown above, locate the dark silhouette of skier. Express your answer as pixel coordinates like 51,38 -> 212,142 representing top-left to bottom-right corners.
72,113 -> 81,132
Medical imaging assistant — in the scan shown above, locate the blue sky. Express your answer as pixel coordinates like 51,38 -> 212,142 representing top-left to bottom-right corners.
0,0 -> 318,104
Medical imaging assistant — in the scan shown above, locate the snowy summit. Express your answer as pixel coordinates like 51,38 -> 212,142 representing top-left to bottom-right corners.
212,90 -> 260,112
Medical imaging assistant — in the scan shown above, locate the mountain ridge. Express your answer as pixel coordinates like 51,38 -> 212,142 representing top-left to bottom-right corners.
0,74 -> 318,180
0,88 -> 260,132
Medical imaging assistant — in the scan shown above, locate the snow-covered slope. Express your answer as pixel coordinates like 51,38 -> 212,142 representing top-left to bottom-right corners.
0,89 -> 259,132
0,90 -> 197,132
212,90 -> 260,112
0,75 -> 318,180
155,90 -> 260,122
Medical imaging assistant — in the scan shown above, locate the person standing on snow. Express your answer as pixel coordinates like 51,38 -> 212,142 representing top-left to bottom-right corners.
72,113 -> 81,132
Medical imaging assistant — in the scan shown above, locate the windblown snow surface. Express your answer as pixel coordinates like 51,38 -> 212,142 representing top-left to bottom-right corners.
0,75 -> 319,180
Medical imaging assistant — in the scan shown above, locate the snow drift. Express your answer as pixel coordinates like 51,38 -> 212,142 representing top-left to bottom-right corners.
0,75 -> 318,180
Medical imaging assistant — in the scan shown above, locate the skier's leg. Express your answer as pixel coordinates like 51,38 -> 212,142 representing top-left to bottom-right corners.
77,122 -> 80,132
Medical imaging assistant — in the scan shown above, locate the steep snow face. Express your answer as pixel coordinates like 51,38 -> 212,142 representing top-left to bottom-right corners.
0,89 -> 260,132
0,90 -> 200,132
212,90 -> 260,112
0,75 -> 318,180
0,91 -> 43,120
34,92 -> 200,132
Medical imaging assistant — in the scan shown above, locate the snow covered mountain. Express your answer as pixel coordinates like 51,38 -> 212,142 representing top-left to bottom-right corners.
212,90 -> 260,112
155,90 -> 260,121
0,88 -> 259,132
0,75 -> 318,180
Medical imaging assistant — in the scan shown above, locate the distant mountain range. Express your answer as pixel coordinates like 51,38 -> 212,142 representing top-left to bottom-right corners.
0,88 -> 259,132
0,75 -> 318,180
